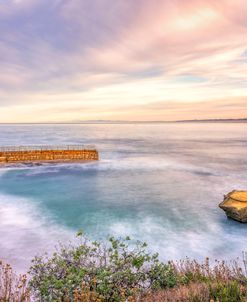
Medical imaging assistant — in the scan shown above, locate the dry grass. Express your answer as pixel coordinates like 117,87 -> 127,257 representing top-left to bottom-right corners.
143,254 -> 247,302
171,255 -> 247,282
72,280 -> 104,302
143,282 -> 247,302
143,282 -> 210,302
71,281 -> 139,302
0,261 -> 30,302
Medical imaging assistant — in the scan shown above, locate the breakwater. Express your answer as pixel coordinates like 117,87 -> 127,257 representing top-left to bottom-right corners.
0,145 -> 99,163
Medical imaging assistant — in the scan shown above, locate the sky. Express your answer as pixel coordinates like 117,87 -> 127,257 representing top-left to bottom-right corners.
0,0 -> 247,122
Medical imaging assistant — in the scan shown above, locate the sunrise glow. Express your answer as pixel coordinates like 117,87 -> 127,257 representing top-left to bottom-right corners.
0,0 -> 247,122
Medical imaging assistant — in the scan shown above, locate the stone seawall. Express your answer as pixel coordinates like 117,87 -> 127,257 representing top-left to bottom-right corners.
0,149 -> 99,163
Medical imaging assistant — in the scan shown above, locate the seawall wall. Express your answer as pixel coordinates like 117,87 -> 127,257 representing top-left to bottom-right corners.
0,146 -> 99,163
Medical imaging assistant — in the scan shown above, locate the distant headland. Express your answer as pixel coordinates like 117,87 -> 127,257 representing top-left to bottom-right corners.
174,118 -> 247,123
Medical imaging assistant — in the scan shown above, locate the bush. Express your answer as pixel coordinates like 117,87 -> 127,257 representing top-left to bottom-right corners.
29,234 -> 177,301
209,281 -> 246,302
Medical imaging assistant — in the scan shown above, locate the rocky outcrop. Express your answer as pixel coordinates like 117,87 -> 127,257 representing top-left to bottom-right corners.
219,191 -> 247,222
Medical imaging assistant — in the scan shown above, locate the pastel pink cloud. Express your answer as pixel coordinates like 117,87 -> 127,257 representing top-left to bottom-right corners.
0,0 -> 246,121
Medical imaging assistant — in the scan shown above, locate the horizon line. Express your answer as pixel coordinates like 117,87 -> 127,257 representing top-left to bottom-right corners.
0,118 -> 247,125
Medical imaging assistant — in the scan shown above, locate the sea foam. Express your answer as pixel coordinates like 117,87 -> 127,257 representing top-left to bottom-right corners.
0,193 -> 72,272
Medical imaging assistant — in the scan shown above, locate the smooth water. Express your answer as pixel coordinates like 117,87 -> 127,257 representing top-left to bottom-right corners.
0,123 -> 247,272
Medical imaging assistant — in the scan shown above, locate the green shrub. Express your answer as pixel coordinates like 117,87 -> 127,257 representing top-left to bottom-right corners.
27,234 -> 247,301
29,234 -> 177,301
209,281 -> 245,302
148,262 -> 177,290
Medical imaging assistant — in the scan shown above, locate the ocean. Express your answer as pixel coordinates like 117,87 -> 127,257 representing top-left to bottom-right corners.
0,123 -> 247,272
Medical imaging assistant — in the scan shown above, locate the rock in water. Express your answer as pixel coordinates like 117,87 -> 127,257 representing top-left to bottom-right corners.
219,191 -> 247,222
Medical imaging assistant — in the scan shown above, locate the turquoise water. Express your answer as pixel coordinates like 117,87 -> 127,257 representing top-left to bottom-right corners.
0,123 -> 247,272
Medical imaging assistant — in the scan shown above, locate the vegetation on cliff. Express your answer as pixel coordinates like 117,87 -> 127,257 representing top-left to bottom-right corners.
1,233 -> 247,301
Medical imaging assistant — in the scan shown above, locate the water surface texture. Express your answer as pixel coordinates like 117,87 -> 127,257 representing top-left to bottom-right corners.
0,123 -> 247,272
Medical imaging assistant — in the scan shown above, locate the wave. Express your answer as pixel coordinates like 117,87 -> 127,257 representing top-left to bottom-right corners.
107,216 -> 245,262
6,156 -> 224,178
0,193 -> 72,273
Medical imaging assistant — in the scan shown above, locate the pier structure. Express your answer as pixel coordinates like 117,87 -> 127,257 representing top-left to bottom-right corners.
0,145 -> 99,163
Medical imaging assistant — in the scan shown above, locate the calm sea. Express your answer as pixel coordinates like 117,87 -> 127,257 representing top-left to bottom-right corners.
0,123 -> 247,272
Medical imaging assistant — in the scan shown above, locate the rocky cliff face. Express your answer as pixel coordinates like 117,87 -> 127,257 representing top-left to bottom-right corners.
219,191 -> 247,222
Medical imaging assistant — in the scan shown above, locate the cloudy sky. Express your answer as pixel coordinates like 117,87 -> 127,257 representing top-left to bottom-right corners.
0,0 -> 247,122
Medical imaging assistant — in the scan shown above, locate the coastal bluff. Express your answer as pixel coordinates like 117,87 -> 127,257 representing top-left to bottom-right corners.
219,190 -> 247,222
0,145 -> 99,164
